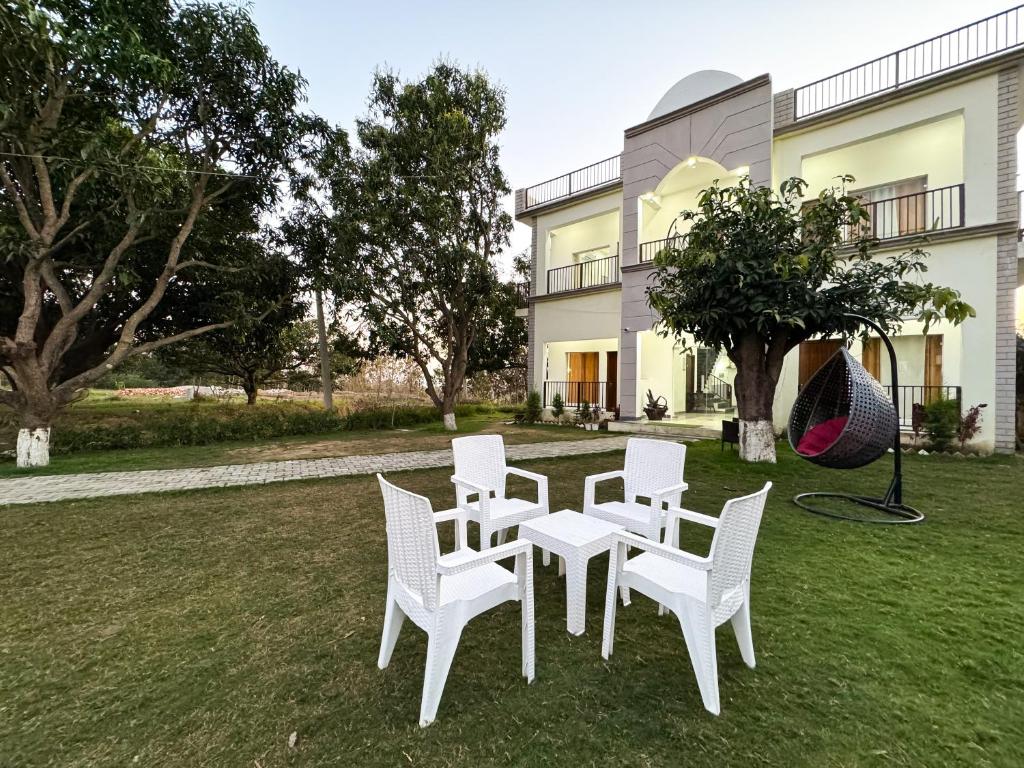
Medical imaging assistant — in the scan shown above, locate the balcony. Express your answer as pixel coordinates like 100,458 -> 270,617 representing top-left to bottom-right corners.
793,6 -> 1024,119
523,155 -> 621,211
546,253 -> 620,294
514,281 -> 529,308
884,385 -> 962,428
543,380 -> 615,411
844,184 -> 965,243
638,234 -> 686,263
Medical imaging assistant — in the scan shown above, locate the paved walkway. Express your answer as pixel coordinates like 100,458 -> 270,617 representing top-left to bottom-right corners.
0,436 -> 633,507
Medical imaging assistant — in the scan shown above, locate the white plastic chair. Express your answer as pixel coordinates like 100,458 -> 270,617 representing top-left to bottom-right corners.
584,437 -> 688,543
451,435 -> 550,562
376,474 -> 535,727
601,482 -> 772,715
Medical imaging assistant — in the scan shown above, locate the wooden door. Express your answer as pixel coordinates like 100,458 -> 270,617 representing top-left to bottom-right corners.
862,338 -> 881,380
924,335 -> 943,400
798,340 -> 842,388
605,351 -> 618,410
567,351 -> 599,405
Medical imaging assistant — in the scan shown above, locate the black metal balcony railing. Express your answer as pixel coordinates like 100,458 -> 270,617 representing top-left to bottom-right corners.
704,373 -> 733,403
514,281 -> 529,308
795,5 -> 1024,119
524,155 -> 621,210
844,184 -> 965,243
546,254 -> 620,294
543,381 -> 614,410
638,234 -> 686,263
883,384 -> 962,428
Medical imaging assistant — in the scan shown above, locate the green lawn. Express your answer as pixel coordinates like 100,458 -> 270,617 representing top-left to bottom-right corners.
2,443 -> 1022,766
0,404 -> 613,477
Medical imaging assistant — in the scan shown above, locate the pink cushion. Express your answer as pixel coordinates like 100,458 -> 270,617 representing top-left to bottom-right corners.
796,416 -> 848,456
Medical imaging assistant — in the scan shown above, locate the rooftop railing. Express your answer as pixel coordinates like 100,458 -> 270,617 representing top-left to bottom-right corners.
794,5 -> 1024,119
523,155 -> 621,210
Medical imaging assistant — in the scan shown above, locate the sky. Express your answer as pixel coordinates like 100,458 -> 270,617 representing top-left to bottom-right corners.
249,0 -> 1014,273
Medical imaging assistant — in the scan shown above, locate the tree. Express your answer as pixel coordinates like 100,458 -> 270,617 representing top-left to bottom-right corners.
0,1 -> 310,465
337,61 -> 512,430
648,176 -> 973,462
157,251 -> 312,404
280,125 -> 354,411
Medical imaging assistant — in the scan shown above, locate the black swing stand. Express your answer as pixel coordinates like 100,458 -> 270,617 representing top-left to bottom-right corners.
791,314 -> 924,524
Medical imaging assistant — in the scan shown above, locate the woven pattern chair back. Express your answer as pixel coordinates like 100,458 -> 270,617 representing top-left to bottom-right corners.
378,474 -> 440,610
708,483 -> 772,609
452,435 -> 507,499
623,438 -> 686,501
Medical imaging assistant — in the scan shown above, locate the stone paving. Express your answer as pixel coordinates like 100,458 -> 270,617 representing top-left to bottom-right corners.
0,436 -> 634,507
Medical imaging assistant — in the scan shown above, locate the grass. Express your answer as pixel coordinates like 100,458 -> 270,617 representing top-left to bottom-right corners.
2,442 -> 1022,766
0,399 -> 612,477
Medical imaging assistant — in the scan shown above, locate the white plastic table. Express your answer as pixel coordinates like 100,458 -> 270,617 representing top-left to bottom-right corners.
518,509 -> 624,636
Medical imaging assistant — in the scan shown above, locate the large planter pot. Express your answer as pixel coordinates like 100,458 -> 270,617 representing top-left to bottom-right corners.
583,422 -> 599,431
644,407 -> 668,421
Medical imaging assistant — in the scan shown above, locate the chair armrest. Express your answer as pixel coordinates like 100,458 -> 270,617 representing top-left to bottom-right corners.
450,475 -> 488,495
506,466 -> 546,484
434,507 -> 468,550
437,540 -> 532,576
584,470 -> 625,510
506,466 -> 548,510
651,482 -> 689,513
612,530 -> 712,570
667,506 -> 719,529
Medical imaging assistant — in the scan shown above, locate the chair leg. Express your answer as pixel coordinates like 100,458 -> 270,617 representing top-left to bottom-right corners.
377,587 -> 406,669
480,526 -> 491,551
602,569 -> 619,659
731,596 -> 756,669
677,606 -> 720,715
521,566 -> 535,682
496,528 -> 508,546
419,619 -> 463,727
541,548 -> 551,567
619,586 -> 631,606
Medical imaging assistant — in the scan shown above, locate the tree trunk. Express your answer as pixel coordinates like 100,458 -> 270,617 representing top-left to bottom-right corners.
16,427 -> 51,468
732,336 -> 781,463
243,378 -> 258,405
7,359 -> 61,469
442,411 -> 457,431
315,289 -> 333,410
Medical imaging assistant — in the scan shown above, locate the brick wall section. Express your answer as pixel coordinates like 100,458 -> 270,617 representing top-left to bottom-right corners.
526,218 -> 538,398
773,89 -> 795,130
993,66 -> 1019,453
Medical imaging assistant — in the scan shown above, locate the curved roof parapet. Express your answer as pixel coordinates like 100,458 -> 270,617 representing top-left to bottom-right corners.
647,70 -> 744,121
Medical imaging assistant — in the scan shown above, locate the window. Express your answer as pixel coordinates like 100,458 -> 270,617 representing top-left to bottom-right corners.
572,245 -> 611,263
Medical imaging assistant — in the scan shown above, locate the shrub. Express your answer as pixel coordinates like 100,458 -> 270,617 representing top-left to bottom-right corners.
957,403 -> 987,450
920,397 -> 960,452
523,391 -> 542,424
550,392 -> 564,418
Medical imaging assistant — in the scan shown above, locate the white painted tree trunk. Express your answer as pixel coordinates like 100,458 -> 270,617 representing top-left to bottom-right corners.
443,412 -> 457,431
739,420 -> 776,463
16,427 -> 51,468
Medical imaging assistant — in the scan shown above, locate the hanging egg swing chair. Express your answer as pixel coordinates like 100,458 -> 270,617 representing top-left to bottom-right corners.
787,314 -> 924,524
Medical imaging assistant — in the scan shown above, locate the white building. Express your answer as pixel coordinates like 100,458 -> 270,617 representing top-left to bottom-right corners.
515,8 -> 1024,452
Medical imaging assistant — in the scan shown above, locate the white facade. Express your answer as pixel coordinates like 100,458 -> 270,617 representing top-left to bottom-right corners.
516,16 -> 1023,452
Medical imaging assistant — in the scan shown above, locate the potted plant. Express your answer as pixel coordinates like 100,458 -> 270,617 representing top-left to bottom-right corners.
643,389 -> 669,421
576,400 -> 598,430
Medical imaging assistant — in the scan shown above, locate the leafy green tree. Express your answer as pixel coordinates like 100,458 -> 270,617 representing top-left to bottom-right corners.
157,251 -> 311,404
336,61 -> 512,430
648,176 -> 974,463
0,0 -> 311,465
